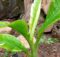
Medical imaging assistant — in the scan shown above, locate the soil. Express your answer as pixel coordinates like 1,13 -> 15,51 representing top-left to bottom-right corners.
52,21 -> 60,38
38,43 -> 60,57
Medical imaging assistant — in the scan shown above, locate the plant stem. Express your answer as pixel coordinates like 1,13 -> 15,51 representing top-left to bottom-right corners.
29,45 -> 38,57
31,49 -> 37,57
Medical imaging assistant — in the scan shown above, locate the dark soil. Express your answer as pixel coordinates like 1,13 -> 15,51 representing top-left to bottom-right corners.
38,43 -> 60,57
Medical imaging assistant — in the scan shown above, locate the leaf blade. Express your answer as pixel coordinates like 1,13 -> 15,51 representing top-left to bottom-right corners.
29,0 -> 41,39
36,0 -> 60,45
0,21 -> 9,28
9,20 -> 28,38
0,34 -> 27,52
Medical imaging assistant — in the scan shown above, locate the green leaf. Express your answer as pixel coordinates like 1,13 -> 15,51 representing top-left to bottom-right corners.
29,0 -> 41,39
0,21 -> 9,28
40,0 -> 60,33
44,0 -> 60,28
0,34 -> 27,52
36,0 -> 60,45
9,20 -> 28,38
39,0 -> 60,34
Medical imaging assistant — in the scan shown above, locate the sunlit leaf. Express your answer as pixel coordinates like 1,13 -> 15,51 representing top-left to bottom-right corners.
39,0 -> 60,33
36,0 -> 60,45
29,0 -> 41,39
9,20 -> 28,38
0,21 -> 9,28
0,34 -> 27,52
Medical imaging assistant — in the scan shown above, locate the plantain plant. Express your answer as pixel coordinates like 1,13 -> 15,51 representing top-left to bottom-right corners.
0,0 -> 60,57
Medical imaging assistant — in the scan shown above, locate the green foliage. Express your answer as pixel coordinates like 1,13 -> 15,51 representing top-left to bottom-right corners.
9,20 -> 28,38
0,34 -> 27,52
38,0 -> 60,34
29,0 -> 41,39
0,0 -> 60,57
36,0 -> 60,45
45,0 -> 60,28
0,21 -> 9,28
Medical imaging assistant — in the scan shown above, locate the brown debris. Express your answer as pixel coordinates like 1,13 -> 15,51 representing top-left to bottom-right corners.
52,21 -> 60,38
42,0 -> 51,14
